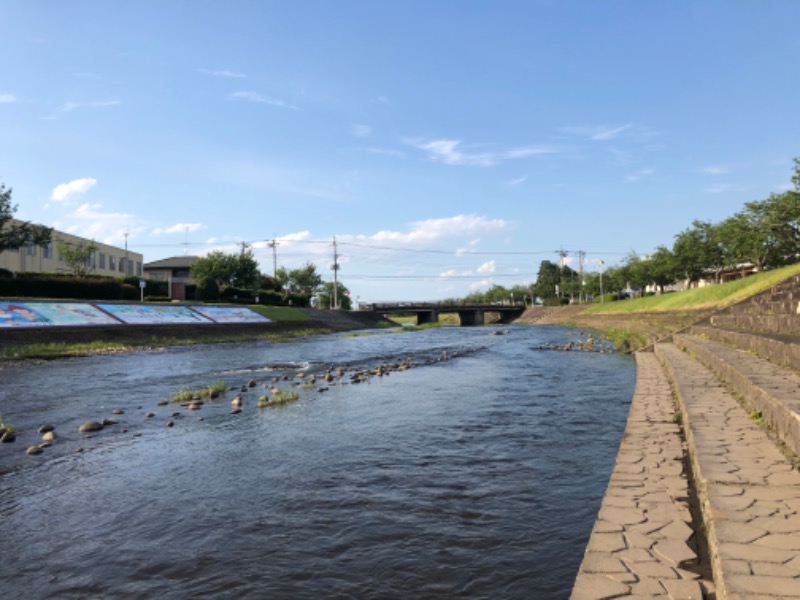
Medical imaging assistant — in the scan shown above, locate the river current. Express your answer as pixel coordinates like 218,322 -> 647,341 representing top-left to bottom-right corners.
0,324 -> 634,599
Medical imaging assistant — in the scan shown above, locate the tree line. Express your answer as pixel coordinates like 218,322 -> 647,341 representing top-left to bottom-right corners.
460,159 -> 800,306
189,249 -> 351,309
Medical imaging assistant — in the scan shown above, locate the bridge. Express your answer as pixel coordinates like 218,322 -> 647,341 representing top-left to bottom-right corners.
366,302 -> 527,327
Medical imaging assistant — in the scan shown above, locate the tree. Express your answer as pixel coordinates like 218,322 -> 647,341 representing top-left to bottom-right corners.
55,239 -> 98,277
645,246 -> 678,294
275,262 -> 323,301
532,260 -> 563,304
0,180 -> 52,252
190,249 -> 261,291
318,281 -> 352,310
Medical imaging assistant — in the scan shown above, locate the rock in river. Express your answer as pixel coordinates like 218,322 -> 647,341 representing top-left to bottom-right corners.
79,421 -> 104,433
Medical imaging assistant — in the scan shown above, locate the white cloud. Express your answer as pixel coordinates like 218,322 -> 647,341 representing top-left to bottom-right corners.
352,124 -> 372,138
51,177 -> 97,202
0,93 -> 16,103
366,214 -> 510,245
562,124 -> 633,141
58,203 -> 142,245
59,100 -> 120,112
477,260 -> 496,274
198,68 -> 246,78
507,175 -> 527,186
230,91 -> 298,110
361,147 -> 406,158
701,166 -> 728,175
625,168 -> 654,182
409,139 -> 559,167
704,183 -> 742,194
151,222 -> 207,236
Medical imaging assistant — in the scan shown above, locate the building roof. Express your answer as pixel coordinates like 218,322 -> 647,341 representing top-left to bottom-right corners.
143,256 -> 199,270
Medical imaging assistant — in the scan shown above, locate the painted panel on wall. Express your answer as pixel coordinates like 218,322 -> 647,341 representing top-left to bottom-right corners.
97,304 -> 212,325
191,306 -> 271,323
0,302 -> 120,327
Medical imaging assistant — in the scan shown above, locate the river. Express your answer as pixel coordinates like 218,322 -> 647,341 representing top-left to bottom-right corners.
0,324 -> 635,599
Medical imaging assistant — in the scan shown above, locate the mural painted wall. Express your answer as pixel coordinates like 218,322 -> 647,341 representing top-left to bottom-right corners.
191,306 -> 271,323
97,304 -> 212,325
0,302 -> 274,328
0,302 -> 121,327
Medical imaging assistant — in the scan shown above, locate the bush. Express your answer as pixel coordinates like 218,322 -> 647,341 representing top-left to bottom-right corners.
196,278 -> 220,301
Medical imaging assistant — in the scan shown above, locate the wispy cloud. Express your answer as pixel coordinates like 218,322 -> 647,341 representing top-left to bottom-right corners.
506,175 -> 527,186
59,99 -> 120,113
198,68 -> 246,78
701,166 -> 728,175
409,139 -> 559,167
0,93 -> 16,103
352,124 -> 372,138
704,183 -> 743,194
229,91 -> 298,110
625,168 -> 654,182
361,147 -> 406,159
51,178 -> 97,202
366,214 -> 510,245
56,203 -> 142,245
563,124 -> 633,141
152,222 -> 207,236
477,260 -> 496,273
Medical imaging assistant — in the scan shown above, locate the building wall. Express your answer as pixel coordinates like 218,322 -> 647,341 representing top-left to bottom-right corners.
0,220 -> 143,278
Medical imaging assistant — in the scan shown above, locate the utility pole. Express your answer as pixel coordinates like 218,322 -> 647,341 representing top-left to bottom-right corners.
124,231 -> 129,275
238,241 -> 249,255
558,247 -> 568,302
578,250 -> 585,303
332,236 -> 340,309
267,237 -> 278,277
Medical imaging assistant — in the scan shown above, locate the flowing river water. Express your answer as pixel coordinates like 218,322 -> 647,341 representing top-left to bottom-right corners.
0,324 -> 635,599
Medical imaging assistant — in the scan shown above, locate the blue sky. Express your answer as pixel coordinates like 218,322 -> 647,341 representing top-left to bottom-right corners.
2,1 -> 799,303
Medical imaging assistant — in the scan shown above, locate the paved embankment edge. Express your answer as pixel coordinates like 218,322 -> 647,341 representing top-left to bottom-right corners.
571,352 -> 705,599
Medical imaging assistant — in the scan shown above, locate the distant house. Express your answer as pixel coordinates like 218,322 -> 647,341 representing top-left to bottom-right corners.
143,256 -> 199,301
0,219 -> 143,278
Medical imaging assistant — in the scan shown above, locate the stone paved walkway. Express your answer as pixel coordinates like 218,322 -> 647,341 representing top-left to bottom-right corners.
656,342 -> 800,599
571,352 -> 705,599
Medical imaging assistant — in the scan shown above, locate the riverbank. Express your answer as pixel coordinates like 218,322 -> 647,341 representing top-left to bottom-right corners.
570,268 -> 800,598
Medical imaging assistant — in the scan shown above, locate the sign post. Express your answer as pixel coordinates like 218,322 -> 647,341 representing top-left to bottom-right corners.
139,279 -> 146,302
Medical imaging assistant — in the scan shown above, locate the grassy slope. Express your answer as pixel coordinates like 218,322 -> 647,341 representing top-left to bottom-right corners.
557,264 -> 800,351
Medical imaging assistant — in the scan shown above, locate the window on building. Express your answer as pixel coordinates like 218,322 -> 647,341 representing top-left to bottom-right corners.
98,252 -> 105,269
109,255 -> 116,271
127,260 -> 133,275
119,257 -> 125,273
43,242 -> 53,259
136,262 -> 142,276
25,244 -> 36,256
89,251 -> 96,269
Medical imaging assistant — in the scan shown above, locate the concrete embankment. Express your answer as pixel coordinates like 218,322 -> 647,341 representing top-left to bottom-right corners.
571,274 -> 800,598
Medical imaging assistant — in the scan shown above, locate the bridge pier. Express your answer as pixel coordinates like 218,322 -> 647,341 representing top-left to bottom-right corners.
457,309 -> 485,326
416,309 -> 439,325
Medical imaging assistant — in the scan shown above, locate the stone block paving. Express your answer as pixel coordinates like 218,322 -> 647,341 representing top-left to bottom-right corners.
571,353 -> 706,599
656,342 -> 800,599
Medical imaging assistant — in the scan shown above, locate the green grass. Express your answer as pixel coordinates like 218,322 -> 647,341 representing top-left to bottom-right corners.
582,263 -> 800,314
257,388 -> 300,407
0,414 -> 15,435
167,379 -> 227,403
246,305 -> 312,321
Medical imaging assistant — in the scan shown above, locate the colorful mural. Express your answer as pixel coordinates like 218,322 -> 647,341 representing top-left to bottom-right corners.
191,306 -> 271,323
0,302 -> 275,328
0,302 -> 121,327
96,304 -> 213,325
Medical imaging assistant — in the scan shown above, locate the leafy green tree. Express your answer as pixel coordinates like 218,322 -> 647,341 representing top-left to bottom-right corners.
532,260 -> 562,303
0,180 -> 52,252
318,281 -> 352,310
645,246 -> 678,294
275,262 -> 323,301
55,239 -> 98,277
191,249 -> 261,291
